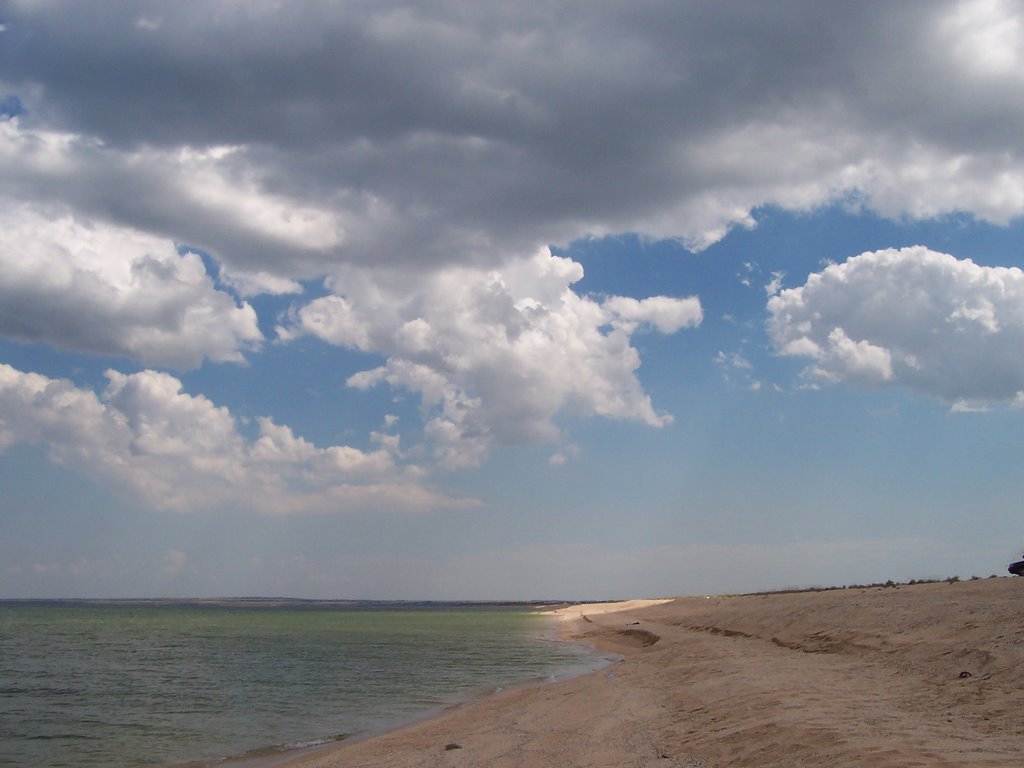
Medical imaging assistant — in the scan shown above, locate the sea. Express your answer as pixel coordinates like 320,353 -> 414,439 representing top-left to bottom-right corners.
0,599 -> 611,768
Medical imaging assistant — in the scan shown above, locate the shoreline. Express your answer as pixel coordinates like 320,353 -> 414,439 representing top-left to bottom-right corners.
203,603 -> 633,768
258,579 -> 1023,767
253,598 -> 676,768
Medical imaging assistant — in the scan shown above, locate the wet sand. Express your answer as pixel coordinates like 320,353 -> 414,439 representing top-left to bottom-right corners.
280,578 -> 1024,767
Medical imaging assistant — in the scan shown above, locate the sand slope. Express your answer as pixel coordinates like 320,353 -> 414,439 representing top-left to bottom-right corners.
287,578 -> 1024,767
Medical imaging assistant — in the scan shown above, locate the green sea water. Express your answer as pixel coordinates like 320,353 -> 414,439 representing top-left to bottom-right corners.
0,601 -> 609,767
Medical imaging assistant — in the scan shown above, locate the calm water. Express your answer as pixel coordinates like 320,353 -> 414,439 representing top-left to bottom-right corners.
0,601 -> 607,767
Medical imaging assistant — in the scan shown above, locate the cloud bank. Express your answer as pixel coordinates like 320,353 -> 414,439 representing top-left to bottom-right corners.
4,1 -> 1024,279
0,364 -> 461,514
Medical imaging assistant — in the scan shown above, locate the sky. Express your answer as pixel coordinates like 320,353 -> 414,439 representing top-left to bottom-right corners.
2,0 -> 1024,600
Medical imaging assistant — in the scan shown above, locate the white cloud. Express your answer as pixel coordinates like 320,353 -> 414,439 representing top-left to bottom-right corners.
715,351 -> 752,371
286,248 -> 700,468
818,328 -> 894,384
714,350 -> 763,392
0,363 -> 467,514
939,0 -> 1024,78
951,399 -> 991,413
768,246 -> 1024,401
175,144 -> 344,250
765,271 -> 785,297
218,267 -> 303,298
281,295 -> 372,350
0,116 -> 346,279
603,295 -> 703,333
548,443 -> 580,466
0,205 -> 262,368
251,417 -> 399,479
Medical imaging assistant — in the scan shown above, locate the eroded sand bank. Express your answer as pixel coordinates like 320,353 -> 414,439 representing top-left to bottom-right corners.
283,578 -> 1024,767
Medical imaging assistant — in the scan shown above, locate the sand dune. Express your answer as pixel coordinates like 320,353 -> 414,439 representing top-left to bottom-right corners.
286,578 -> 1024,767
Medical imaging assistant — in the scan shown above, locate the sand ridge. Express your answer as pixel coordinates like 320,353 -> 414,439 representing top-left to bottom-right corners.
547,598 -> 675,619
285,578 -> 1024,767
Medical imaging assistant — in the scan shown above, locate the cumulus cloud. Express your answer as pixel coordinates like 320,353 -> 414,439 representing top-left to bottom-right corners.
284,249 -> 701,468
0,205 -> 262,368
0,363 -> 466,514
768,246 -> 1024,402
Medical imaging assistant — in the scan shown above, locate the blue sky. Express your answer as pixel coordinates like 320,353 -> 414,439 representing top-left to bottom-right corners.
2,1 -> 1024,599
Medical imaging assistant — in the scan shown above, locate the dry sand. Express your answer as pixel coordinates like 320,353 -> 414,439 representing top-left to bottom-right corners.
283,578 -> 1024,767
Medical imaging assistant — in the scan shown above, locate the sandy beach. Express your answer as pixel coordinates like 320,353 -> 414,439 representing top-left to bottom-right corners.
279,578 -> 1024,768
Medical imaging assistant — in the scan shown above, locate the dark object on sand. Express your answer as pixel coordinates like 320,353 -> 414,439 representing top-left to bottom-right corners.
1008,560 -> 1024,576
445,743 -> 462,750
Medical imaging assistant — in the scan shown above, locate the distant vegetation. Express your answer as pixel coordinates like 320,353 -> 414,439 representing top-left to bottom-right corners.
743,574 -> 1004,597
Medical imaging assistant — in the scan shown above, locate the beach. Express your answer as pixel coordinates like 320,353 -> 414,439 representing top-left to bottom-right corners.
282,578 -> 1024,767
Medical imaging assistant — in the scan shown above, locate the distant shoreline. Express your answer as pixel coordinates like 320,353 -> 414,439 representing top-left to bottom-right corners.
0,596 -> 363,608
4,573 -> 1011,611
0,597 -> 610,608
